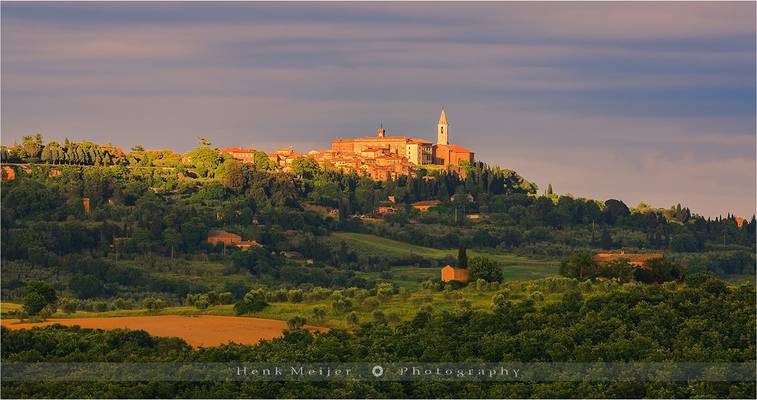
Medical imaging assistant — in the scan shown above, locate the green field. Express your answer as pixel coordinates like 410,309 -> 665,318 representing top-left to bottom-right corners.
328,232 -> 560,281
1,280 -> 566,330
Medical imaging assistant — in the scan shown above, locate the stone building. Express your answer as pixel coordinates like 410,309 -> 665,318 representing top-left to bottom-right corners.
441,265 -> 470,283
222,147 -> 256,163
591,251 -> 664,269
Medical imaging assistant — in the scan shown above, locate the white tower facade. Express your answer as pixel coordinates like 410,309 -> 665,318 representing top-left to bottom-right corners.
437,108 -> 449,145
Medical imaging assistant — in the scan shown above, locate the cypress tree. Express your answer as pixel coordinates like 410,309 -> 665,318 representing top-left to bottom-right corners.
457,245 -> 468,268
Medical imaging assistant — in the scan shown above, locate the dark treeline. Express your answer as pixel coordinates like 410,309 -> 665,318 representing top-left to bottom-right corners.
2,276 -> 754,398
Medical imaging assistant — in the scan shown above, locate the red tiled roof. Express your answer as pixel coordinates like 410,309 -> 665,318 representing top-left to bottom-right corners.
223,147 -> 255,153
408,138 -> 432,144
412,200 -> 441,207
436,144 -> 472,153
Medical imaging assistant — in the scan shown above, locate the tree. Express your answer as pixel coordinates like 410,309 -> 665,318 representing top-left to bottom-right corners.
457,245 -> 468,268
636,257 -> 686,284
21,134 -> 44,161
560,251 -> 595,280
469,256 -> 502,282
131,228 -> 153,256
346,311 -> 359,326
221,161 -> 246,193
599,228 -> 615,249
162,228 -> 181,259
70,274 -> 105,299
22,281 -> 57,316
131,144 -> 145,152
254,151 -> 274,170
603,199 -> 630,224
291,156 -> 320,180
546,184 -> 553,196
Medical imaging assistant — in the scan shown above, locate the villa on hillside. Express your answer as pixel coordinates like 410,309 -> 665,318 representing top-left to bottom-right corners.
222,147 -> 256,164
592,251 -> 664,269
207,230 -> 242,247
411,200 -> 441,212
207,230 -> 265,251
236,240 -> 263,251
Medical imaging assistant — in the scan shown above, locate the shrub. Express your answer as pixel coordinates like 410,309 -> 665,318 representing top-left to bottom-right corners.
113,298 -> 133,310
372,310 -> 386,324
217,292 -> 234,305
312,306 -> 327,322
22,281 -> 57,316
375,282 -> 395,301
93,301 -> 109,312
286,316 -> 306,330
469,257 -> 502,282
287,289 -> 304,303
362,296 -> 380,311
194,295 -> 209,310
386,312 -> 401,324
491,291 -> 510,311
332,296 -> 353,314
60,298 -> 78,314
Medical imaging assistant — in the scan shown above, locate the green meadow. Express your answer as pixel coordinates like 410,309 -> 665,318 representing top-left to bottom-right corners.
328,231 -> 560,282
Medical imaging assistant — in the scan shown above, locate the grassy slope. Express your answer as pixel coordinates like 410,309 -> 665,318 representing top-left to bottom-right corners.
329,232 -> 560,281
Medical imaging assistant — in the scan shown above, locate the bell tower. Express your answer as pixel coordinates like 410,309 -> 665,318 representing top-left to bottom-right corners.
437,108 -> 448,145
376,122 -> 386,138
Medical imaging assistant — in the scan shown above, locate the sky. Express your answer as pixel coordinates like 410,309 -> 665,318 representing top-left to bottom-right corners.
1,1 -> 755,218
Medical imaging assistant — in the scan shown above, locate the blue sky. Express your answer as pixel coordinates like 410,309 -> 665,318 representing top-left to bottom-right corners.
2,2 -> 755,217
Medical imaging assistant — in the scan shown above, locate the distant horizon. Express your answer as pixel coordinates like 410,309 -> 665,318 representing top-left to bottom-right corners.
2,1 -> 755,218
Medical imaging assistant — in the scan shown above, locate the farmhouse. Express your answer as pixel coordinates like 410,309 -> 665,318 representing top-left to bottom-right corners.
207,230 -> 242,247
591,251 -> 664,269
411,200 -> 441,212
441,265 -> 470,283
236,240 -> 264,251
376,205 -> 398,215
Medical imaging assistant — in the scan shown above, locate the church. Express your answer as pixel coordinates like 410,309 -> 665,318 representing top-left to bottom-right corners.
331,109 -> 474,167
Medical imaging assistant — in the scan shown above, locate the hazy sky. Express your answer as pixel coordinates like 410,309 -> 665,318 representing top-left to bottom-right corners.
2,2 -> 755,218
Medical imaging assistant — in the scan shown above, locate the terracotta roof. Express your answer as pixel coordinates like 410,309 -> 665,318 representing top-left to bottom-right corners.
207,229 -> 241,238
408,138 -> 432,144
436,144 -> 472,153
223,147 -> 255,153
592,252 -> 663,265
412,200 -> 441,207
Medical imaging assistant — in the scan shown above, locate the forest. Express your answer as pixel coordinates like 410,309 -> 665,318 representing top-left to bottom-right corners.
1,137 -> 755,398
2,276 -> 754,398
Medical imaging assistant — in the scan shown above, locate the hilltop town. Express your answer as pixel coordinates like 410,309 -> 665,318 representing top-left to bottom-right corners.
223,109 -> 473,180
1,109 -> 472,183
